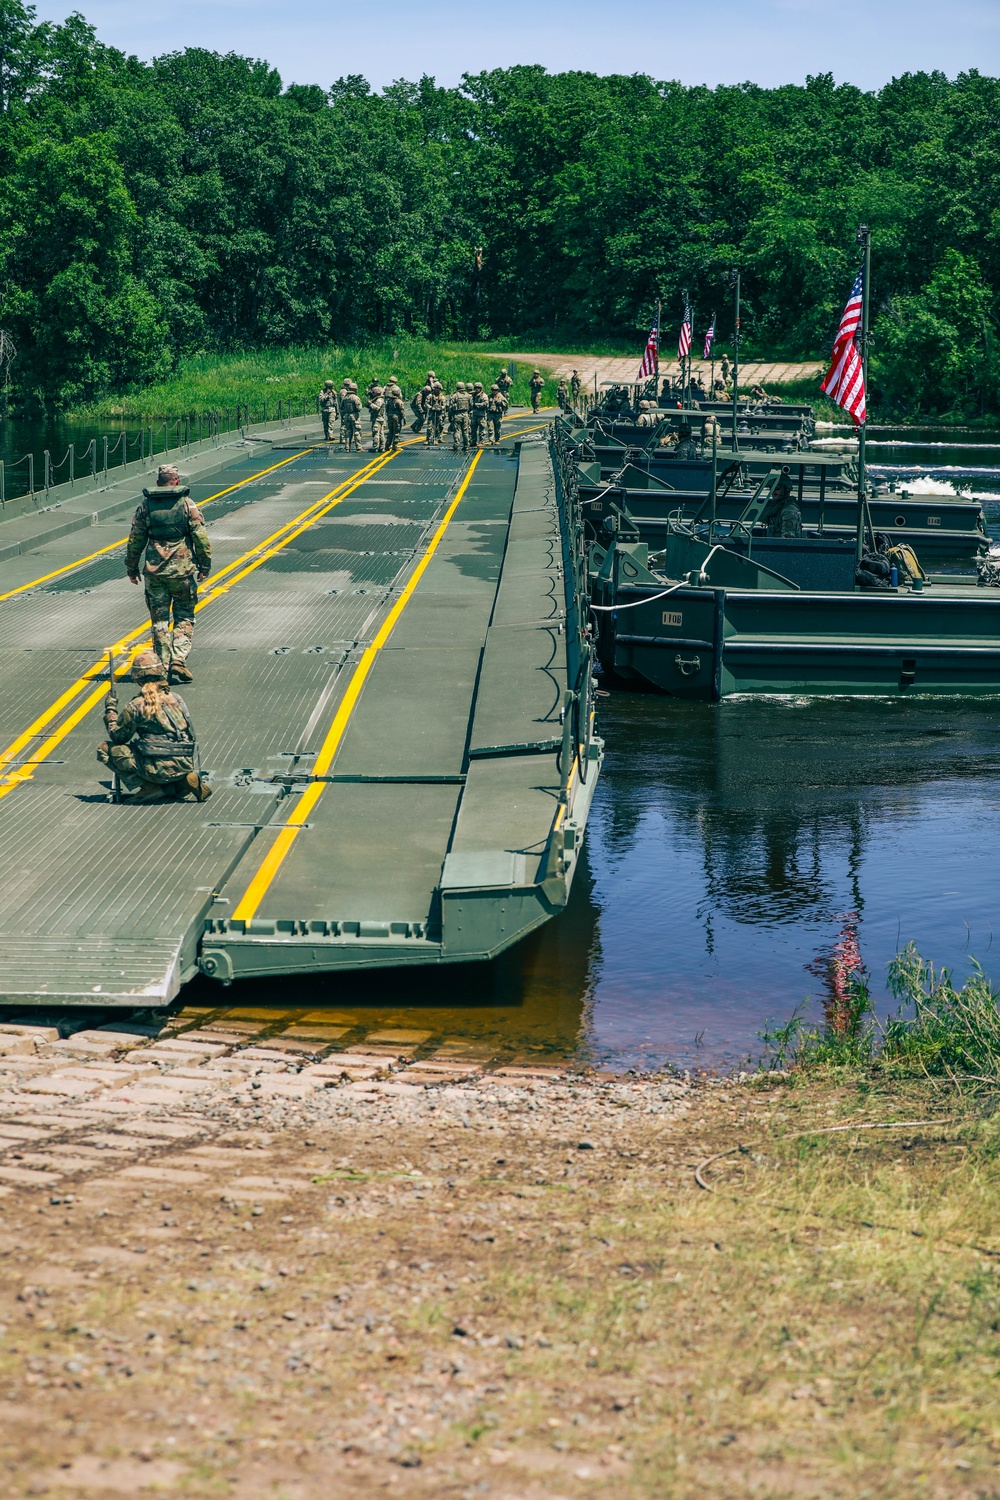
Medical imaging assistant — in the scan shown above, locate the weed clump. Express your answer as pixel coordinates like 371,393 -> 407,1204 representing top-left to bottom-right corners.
761,940 -> 1000,1081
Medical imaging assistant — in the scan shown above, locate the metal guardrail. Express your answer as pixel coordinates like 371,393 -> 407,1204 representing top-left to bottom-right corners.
0,392 -> 321,509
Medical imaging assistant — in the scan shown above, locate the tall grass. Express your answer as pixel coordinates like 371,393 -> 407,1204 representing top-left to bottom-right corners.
73,339 -> 555,419
761,940 -> 1000,1080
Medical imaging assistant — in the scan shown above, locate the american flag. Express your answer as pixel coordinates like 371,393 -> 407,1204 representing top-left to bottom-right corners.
677,306 -> 692,361
703,316 -> 716,361
820,267 -> 866,424
637,317 -> 659,380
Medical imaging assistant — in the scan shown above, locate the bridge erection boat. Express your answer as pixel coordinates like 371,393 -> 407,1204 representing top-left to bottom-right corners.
0,416 -> 600,1005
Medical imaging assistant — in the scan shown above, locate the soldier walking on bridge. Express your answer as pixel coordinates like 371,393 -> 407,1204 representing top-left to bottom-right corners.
496,368 -> 513,403
340,381 -> 363,452
451,383 -> 471,451
319,380 -> 338,441
126,463 -> 211,685
570,369 -> 582,403
97,651 -> 211,803
488,383 -> 507,444
529,369 -> 545,412
470,382 -> 490,448
367,382 -> 386,451
385,380 -> 406,450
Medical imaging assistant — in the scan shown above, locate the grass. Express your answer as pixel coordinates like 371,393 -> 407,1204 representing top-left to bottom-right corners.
4,1070 -> 999,1497
74,339 -> 557,419
762,942 -> 1000,1084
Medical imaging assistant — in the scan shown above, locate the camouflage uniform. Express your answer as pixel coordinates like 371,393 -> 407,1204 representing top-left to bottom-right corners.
556,379 -> 569,411
340,385 -> 363,452
529,371 -> 544,412
673,427 -> 700,461
451,384 -> 471,452
367,385 -> 386,451
488,385 -> 507,444
721,355 -> 731,384
570,370 -> 582,402
319,381 -> 338,440
470,383 -> 490,448
496,369 -> 513,402
635,400 -> 658,429
126,466 -> 211,683
96,652 -> 210,802
385,385 -> 406,450
425,385 -> 446,446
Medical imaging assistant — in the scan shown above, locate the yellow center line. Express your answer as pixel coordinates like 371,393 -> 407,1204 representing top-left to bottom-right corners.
0,447 -> 316,605
0,446 -> 406,797
232,448 -> 486,923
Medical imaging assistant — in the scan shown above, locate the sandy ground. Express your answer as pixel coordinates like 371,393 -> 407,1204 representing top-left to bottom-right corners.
0,1013 -> 994,1498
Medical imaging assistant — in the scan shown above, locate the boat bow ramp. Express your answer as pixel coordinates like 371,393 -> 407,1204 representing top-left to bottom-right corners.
0,422 -> 601,1006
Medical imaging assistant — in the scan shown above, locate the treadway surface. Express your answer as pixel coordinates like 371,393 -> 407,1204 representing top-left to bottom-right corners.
0,418 -> 597,1005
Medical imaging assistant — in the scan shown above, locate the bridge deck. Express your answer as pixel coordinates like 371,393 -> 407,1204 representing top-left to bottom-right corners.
0,419 -> 600,1005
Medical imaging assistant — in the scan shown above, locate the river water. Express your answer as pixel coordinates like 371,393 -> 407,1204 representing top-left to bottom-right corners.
8,411 -> 999,1072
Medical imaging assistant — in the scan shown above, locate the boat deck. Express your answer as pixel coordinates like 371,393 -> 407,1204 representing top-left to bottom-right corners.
0,418 -> 600,1005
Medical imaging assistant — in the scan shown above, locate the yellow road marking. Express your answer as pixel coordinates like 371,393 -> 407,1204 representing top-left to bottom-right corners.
0,447 -> 403,798
0,448 -> 315,605
232,448 -> 486,922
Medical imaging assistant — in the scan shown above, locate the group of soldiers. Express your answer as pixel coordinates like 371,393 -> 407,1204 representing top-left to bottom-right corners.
96,462 -> 214,805
93,364 -> 556,808
318,366 -> 550,453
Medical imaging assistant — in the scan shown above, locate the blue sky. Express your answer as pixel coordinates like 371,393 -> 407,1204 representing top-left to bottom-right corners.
34,0 -> 1000,91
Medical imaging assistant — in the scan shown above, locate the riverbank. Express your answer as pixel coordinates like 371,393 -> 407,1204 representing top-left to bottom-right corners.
67,342 -> 547,421
0,1021 -> 993,1497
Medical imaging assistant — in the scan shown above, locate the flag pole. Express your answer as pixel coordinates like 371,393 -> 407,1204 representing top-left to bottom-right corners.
854,225 -> 871,574
730,268 -> 741,452
655,297 -> 661,394
710,312 -> 716,394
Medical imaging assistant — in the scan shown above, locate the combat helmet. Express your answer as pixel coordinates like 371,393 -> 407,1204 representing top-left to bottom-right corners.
473,381 -> 483,391
490,383 -> 500,392
132,650 -> 167,683
157,464 -> 180,486
323,380 -> 334,389
455,381 -> 465,391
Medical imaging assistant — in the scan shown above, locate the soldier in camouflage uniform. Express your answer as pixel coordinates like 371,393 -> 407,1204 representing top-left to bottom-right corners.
425,383 -> 446,446
450,383 -> 471,452
529,370 -> 545,412
385,382 -> 406,450
340,381 -> 363,452
673,423 -> 700,461
496,368 -> 513,403
570,369 -> 582,403
470,382 -> 490,448
319,380 -> 338,440
367,383 -> 386,451
556,378 -> 569,411
97,651 -> 211,803
488,383 -> 507,444
126,463 -> 211,685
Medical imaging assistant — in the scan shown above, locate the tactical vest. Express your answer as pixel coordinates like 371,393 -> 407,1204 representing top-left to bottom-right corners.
141,487 -> 192,544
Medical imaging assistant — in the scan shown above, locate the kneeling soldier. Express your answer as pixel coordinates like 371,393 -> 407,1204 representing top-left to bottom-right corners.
127,463 -> 211,685
97,651 -> 211,803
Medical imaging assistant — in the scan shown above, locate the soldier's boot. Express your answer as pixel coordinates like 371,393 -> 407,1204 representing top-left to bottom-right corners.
130,781 -> 170,803
151,623 -> 173,671
169,662 -> 193,684
183,772 -> 212,802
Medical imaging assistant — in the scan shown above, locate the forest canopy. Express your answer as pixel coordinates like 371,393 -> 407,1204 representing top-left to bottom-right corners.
0,0 -> 997,414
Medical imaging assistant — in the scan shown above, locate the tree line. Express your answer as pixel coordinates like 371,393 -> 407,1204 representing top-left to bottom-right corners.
0,0 -> 996,416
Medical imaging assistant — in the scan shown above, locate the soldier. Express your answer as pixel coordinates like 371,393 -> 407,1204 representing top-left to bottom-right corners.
385,381 -> 407,450
750,381 -> 767,402
365,376 -> 382,405
702,412 -> 721,447
340,381 -> 363,452
635,399 -> 658,429
570,369 -> 582,403
488,383 -> 507,444
126,463 -> 211,686
496,367 -> 513,402
451,382 -> 471,452
673,423 -> 700,461
470,382 -> 490,448
97,650 -> 211,803
529,369 -> 545,413
712,377 -> 728,401
721,354 -> 731,385
319,380 -> 338,441
425,383 -> 446,446
368,383 -> 386,452
556,378 -> 569,411
411,374 -> 435,434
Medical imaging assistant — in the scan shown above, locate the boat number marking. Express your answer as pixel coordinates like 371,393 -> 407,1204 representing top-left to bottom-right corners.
662,611 -> 683,626
927,516 -> 941,526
